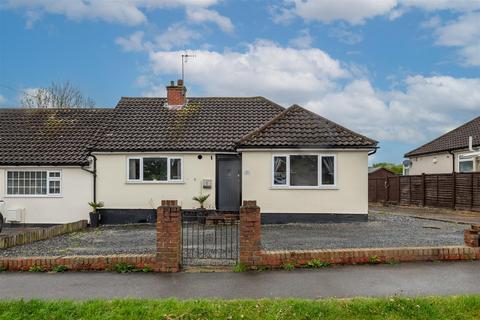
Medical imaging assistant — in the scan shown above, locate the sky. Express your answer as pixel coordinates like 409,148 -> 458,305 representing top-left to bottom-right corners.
0,0 -> 479,164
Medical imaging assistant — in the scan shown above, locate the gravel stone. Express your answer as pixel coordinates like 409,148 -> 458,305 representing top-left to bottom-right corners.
262,212 -> 465,250
0,213 -> 466,257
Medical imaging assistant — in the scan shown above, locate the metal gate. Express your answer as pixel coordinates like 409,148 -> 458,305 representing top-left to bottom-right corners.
182,211 -> 239,266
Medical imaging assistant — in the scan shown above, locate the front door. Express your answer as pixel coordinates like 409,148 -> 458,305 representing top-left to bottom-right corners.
216,155 -> 241,211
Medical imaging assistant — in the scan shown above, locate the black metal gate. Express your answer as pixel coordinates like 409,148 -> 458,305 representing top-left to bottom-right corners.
182,210 -> 239,266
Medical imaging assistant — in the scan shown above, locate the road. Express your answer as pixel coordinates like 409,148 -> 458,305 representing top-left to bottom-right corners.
1,261 -> 479,300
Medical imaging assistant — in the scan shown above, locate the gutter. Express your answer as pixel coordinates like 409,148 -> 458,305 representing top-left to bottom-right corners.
81,153 -> 97,203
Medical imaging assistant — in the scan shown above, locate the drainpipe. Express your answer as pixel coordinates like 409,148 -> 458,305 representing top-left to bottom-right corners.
368,148 -> 378,156
448,150 -> 455,173
81,153 -> 97,203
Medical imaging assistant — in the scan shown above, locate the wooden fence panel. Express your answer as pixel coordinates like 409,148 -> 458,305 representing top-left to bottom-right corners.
455,173 -> 473,211
369,172 -> 480,212
472,173 -> 480,211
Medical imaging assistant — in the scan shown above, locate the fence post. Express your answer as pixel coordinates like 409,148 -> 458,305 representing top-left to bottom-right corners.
156,200 -> 182,272
239,200 -> 262,268
422,173 -> 426,207
453,172 -> 457,209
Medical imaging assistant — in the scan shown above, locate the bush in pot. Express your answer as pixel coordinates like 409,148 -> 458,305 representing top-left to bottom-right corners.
192,194 -> 210,223
88,201 -> 104,228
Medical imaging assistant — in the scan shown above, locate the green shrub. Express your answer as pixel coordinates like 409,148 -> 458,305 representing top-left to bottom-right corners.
369,256 -> 381,264
233,262 -> 247,273
114,263 -> 137,273
306,259 -> 331,268
0,266 -> 6,272
28,265 -> 46,272
282,262 -> 295,271
139,266 -> 153,273
52,265 -> 68,273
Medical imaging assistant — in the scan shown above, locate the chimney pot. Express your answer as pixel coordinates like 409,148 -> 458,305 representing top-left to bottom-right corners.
166,80 -> 186,108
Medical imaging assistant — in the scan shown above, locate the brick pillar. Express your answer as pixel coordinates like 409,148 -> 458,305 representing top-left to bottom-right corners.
156,200 -> 182,272
239,200 -> 262,268
464,224 -> 480,247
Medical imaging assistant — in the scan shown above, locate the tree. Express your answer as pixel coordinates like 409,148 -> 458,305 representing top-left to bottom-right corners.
372,162 -> 403,175
21,81 -> 95,108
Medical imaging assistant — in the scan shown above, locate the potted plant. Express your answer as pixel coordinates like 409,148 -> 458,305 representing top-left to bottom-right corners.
88,201 -> 104,228
192,194 -> 210,223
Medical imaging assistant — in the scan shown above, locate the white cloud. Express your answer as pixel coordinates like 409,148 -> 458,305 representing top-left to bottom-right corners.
0,94 -> 6,106
278,0 -> 480,25
309,76 -> 480,142
328,26 -> 363,45
147,40 -> 349,101
116,31 -> 146,52
289,29 -> 313,48
3,0 -> 220,26
144,41 -> 480,144
285,0 -> 398,25
154,24 -> 201,50
433,12 -> 480,66
186,8 -> 234,33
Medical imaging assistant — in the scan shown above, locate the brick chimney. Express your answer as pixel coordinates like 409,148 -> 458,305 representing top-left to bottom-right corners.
166,79 -> 186,109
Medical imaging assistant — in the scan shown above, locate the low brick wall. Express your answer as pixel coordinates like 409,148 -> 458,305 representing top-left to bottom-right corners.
260,246 -> 480,268
0,254 -> 156,272
0,220 -> 88,249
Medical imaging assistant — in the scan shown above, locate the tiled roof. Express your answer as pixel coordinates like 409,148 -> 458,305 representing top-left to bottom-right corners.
237,105 -> 377,149
95,97 -> 285,152
405,116 -> 480,157
0,108 -> 112,166
0,98 -> 378,166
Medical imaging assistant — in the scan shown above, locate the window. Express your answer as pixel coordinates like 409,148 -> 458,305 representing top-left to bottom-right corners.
459,159 -> 474,172
6,170 -> 61,196
272,154 -> 336,188
127,157 -> 183,182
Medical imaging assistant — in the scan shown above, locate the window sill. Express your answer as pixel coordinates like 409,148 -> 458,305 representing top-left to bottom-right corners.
4,195 -> 63,198
270,186 -> 338,190
126,180 -> 185,185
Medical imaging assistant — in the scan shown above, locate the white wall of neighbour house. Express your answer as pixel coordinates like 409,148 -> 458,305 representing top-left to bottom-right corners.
95,153 -> 216,210
406,150 -> 480,175
0,167 -> 92,224
241,150 -> 369,214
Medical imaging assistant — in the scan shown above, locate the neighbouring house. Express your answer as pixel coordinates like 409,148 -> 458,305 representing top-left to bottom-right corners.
368,167 -> 396,179
404,116 -> 480,175
0,80 -> 377,225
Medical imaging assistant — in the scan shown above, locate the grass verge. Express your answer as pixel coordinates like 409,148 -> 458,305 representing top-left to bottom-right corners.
1,296 -> 480,319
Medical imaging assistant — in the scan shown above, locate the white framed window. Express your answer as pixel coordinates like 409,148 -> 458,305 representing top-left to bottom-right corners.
272,154 -> 336,188
6,170 -> 62,196
458,155 -> 475,173
127,156 -> 183,183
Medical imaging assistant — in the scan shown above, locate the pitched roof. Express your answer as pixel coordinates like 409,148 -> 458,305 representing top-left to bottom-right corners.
95,97 -> 285,152
405,116 -> 480,157
0,108 -> 112,166
237,105 -> 377,149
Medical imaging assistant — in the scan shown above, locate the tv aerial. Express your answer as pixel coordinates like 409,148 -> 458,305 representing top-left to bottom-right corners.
181,52 -> 196,83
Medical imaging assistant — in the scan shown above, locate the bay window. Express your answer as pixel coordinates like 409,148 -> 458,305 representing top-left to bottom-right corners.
127,157 -> 183,182
6,170 -> 62,196
272,154 -> 336,188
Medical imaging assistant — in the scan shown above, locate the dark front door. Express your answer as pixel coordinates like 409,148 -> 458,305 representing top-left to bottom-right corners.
217,155 -> 241,211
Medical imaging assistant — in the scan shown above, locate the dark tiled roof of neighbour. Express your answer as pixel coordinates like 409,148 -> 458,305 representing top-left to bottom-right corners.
95,97 -> 285,152
237,105 -> 377,149
405,116 -> 480,157
0,108 -> 112,166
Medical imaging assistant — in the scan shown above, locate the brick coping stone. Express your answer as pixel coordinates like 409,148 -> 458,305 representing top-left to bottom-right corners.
0,246 -> 479,272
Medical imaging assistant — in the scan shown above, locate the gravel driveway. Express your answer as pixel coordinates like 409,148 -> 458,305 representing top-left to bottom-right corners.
262,212 -> 465,250
0,213 -> 466,257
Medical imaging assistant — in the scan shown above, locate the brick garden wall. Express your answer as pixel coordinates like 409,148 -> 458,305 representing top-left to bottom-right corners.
0,254 -> 156,272
239,201 -> 480,269
0,220 -> 88,249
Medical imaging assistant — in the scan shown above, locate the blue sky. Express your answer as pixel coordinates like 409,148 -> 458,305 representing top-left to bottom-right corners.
1,0 -> 479,164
